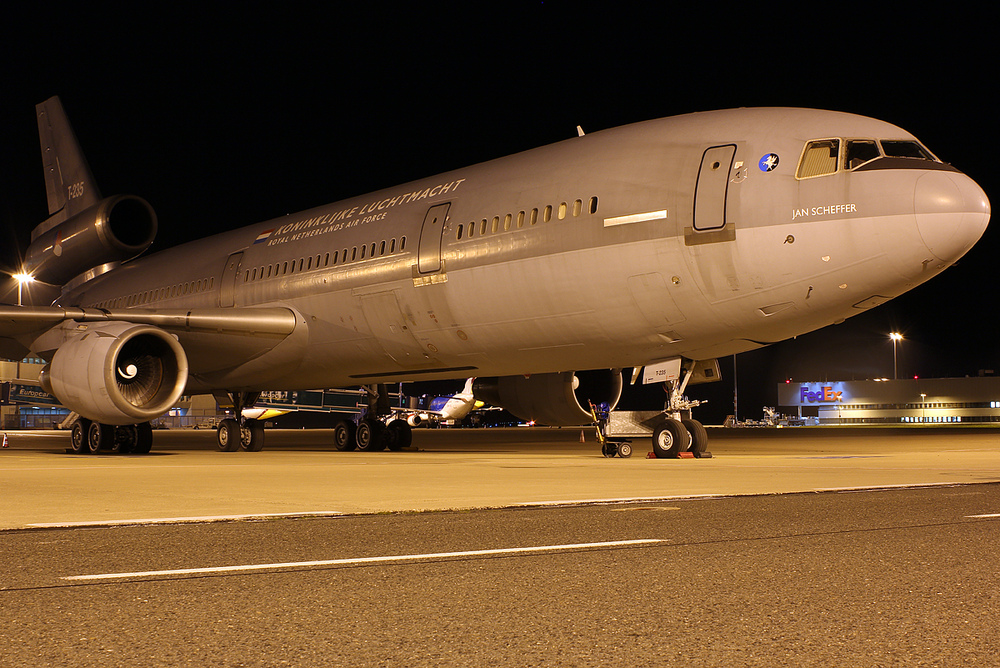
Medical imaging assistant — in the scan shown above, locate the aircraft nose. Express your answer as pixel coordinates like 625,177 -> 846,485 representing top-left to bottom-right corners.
914,170 -> 991,263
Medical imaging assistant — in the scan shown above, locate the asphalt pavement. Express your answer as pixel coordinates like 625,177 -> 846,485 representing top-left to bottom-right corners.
2,426 -> 999,665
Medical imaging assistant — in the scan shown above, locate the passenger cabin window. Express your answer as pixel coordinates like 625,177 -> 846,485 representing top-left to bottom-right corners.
797,139 -> 840,179
845,140 -> 880,170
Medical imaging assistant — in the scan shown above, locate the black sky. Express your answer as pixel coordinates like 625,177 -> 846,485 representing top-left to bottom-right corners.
1,4 -> 995,421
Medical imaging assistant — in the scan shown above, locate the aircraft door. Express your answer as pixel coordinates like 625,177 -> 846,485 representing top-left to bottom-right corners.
693,145 -> 737,231
417,203 -> 451,274
220,251 -> 244,307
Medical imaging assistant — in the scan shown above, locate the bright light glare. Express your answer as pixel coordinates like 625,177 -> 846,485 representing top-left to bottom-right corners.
889,332 -> 903,341
12,272 -> 34,284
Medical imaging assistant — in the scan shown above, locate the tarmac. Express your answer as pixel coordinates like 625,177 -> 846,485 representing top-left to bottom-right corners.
2,425 -> 999,530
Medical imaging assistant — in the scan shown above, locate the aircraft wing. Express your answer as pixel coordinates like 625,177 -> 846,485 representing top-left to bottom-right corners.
0,304 -> 302,377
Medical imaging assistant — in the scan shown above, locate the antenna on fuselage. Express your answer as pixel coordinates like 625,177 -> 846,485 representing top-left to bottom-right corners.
576,125 -> 585,137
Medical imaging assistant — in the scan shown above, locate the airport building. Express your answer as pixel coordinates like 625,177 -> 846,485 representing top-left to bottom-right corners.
778,377 -> 1000,425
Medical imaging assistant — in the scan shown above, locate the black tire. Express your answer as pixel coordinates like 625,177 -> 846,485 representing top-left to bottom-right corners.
111,425 -> 136,454
70,419 -> 90,454
384,419 -> 412,451
133,422 -> 153,454
651,419 -> 686,458
681,418 -> 708,457
333,421 -> 357,451
217,419 -> 240,452
87,421 -> 113,454
355,419 -> 386,451
241,419 -> 265,452
618,442 -> 632,458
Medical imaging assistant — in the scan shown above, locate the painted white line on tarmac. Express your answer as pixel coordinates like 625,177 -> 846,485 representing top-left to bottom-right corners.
30,511 -> 344,528
966,513 -> 1000,518
62,539 -> 666,581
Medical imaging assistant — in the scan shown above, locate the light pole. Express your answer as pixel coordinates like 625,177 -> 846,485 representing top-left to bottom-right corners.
12,272 -> 34,307
889,332 -> 903,380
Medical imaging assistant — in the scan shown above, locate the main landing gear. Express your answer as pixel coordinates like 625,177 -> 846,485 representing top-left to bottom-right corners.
333,383 -> 413,453
215,391 -> 265,452
68,418 -> 153,454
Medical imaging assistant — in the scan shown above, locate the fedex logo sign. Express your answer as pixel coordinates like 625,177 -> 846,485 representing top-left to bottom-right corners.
800,386 -> 843,403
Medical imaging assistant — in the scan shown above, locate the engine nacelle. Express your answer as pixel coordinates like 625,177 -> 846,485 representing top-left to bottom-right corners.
473,370 -> 623,426
39,322 -> 188,425
24,195 -> 157,286
406,414 -> 425,427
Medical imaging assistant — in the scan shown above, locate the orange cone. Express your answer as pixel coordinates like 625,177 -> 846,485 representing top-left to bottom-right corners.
579,430 -> 585,443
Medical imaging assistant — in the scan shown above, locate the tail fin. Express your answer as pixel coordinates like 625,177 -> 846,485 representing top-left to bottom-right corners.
22,97 -> 157,289
458,377 -> 475,398
34,96 -> 102,236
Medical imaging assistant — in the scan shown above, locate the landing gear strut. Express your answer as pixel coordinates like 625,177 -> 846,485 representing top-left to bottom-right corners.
346,384 -> 413,452
216,391 -> 264,452
651,367 -> 709,458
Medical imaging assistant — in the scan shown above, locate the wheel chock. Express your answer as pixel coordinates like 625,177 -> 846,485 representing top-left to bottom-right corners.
646,452 -> 657,459
678,452 -> 695,459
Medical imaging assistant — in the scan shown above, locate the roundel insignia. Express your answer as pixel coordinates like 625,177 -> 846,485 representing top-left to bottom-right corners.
758,153 -> 779,172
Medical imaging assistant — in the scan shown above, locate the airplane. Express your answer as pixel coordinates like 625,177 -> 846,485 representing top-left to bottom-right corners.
0,97 -> 989,456
396,378 -> 485,428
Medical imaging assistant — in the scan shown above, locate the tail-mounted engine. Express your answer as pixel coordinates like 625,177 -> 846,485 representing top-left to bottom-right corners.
39,322 -> 188,425
24,195 -> 157,286
473,370 -> 623,426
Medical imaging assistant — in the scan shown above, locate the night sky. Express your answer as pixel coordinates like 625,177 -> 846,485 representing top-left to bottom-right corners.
2,5 -> 995,422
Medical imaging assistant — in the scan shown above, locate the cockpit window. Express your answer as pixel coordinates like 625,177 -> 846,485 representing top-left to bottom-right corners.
880,140 -> 936,161
796,139 -> 840,179
845,140 -> 880,170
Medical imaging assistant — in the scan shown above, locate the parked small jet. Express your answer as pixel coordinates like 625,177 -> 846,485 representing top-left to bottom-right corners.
0,98 -> 989,455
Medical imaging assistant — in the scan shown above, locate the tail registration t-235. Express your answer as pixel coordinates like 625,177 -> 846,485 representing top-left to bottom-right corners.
1,100 -> 990,454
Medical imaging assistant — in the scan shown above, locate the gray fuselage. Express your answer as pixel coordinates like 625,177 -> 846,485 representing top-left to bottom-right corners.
64,108 -> 991,394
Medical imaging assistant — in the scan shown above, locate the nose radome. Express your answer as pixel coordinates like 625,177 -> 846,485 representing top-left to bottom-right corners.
914,171 -> 991,263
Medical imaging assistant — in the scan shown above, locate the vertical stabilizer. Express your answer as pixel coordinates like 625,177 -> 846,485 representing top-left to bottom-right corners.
34,96 -> 102,235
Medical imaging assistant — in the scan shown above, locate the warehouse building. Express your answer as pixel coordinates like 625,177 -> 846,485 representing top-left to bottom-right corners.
778,377 -> 1000,425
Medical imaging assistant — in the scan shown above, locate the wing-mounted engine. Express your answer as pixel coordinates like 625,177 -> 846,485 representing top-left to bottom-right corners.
39,321 -> 188,425
473,370 -> 623,426
24,194 -> 157,287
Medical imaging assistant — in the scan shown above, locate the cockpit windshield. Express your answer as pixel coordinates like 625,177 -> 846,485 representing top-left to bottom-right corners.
845,140 -> 880,170
880,140 -> 936,161
797,137 -> 939,179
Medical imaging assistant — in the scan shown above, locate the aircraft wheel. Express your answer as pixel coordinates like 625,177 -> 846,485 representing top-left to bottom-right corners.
682,419 -> 708,457
87,421 -> 114,454
617,442 -> 632,458
70,419 -> 91,454
384,419 -> 412,451
355,419 -> 385,451
132,422 -> 154,454
333,421 -> 357,451
241,419 -> 265,452
651,419 -> 687,458
111,425 -> 137,454
217,419 -> 240,452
